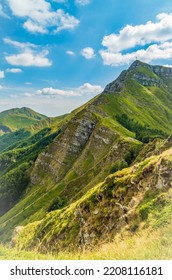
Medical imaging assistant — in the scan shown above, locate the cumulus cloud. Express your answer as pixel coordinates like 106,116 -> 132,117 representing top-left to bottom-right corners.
75,0 -> 90,5
66,50 -> 75,56
102,13 -> 172,53
54,9 -> 79,33
37,87 -> 80,97
100,13 -> 172,66
7,0 -> 79,34
6,68 -> 23,73
100,42 -> 172,66
23,20 -> 48,34
0,71 -> 5,79
36,83 -> 103,97
0,85 -> 3,90
79,83 -> 103,94
4,38 -> 52,67
81,47 -> 95,59
0,4 -> 9,18
5,51 -> 52,67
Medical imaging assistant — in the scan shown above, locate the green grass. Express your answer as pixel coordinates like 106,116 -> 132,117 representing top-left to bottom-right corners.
0,244 -> 55,260
100,78 -> 172,135
0,219 -> 171,259
0,107 -> 48,132
0,109 -> 142,243
132,65 -> 160,80
10,146 -> 172,256
1,61 -> 172,260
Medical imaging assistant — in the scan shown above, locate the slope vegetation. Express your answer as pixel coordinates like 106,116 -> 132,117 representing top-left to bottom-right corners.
0,60 -> 172,259
12,137 -> 172,254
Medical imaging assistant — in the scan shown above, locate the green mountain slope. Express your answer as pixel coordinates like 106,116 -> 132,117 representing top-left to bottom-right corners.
94,60 -> 172,140
0,111 -> 69,216
0,107 -> 53,152
0,60 -> 172,258
12,139 -> 172,254
0,107 -> 48,133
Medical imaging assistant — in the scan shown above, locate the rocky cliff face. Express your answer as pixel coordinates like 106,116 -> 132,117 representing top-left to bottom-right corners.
104,60 -> 172,92
31,111 -> 97,187
31,106 -> 141,202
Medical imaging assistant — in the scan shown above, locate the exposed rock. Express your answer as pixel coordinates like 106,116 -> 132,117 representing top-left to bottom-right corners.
93,208 -> 99,215
103,60 -> 172,93
132,73 -> 161,87
103,70 -> 127,93
31,111 -> 97,186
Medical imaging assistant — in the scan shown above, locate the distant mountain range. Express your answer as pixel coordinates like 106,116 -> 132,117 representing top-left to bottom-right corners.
0,60 -> 172,259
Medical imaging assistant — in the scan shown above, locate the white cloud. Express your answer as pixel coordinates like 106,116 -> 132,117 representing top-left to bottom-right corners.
0,71 -> 5,79
23,92 -> 33,97
25,82 -> 32,85
0,4 -> 9,18
36,83 -> 103,97
81,47 -> 95,59
100,42 -> 172,66
7,0 -> 79,34
7,0 -> 50,17
79,83 -> 103,94
163,64 -> 172,68
102,13 -> 172,53
6,68 -> 23,73
0,85 -> 3,90
75,0 -> 90,5
3,38 -> 37,50
4,38 -> 52,67
100,13 -> 172,66
37,87 -> 81,96
66,50 -> 75,56
54,9 -> 79,33
5,51 -> 52,67
23,20 -> 48,34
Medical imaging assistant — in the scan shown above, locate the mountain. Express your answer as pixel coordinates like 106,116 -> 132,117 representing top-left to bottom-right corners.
13,137 -> 172,254
96,60 -> 172,138
0,107 -> 53,153
0,107 -> 49,133
0,60 -> 172,259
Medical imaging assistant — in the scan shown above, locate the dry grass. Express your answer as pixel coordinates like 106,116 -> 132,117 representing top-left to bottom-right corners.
1,222 -> 171,260
55,222 -> 172,260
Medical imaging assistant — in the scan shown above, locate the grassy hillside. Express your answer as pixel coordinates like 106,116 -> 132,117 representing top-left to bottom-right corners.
0,60 -> 172,259
0,107 -> 49,133
0,220 -> 172,259
0,126 -> 64,216
97,80 -> 172,138
11,142 -> 172,256
0,110 -> 142,242
0,107 -> 54,152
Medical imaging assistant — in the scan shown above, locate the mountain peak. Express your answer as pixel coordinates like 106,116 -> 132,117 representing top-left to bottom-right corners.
103,60 -> 172,93
129,60 -> 150,70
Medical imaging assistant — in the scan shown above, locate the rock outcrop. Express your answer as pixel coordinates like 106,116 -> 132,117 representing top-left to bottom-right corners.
104,60 -> 172,92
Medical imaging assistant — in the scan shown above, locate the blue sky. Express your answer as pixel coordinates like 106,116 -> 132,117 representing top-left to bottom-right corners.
1,0 -> 172,116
